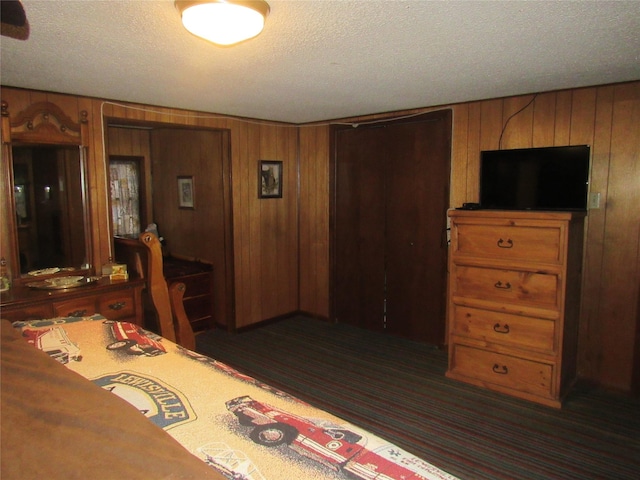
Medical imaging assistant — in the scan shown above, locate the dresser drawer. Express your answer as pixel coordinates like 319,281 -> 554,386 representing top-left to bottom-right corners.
455,223 -> 562,264
179,274 -> 211,297
183,296 -> 211,319
53,297 -> 98,318
451,305 -> 556,353
453,265 -> 559,309
98,290 -> 137,320
1,303 -> 55,322
449,343 -> 554,398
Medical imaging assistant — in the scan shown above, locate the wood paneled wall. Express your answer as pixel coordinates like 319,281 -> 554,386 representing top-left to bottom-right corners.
299,126 -> 330,317
298,82 -> 640,392
1,88 -> 299,330
2,81 -> 638,391
149,128 -> 225,262
449,83 -> 640,391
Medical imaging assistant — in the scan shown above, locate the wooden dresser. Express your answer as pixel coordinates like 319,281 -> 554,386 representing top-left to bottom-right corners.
163,257 -> 214,332
0,277 -> 145,324
446,210 -> 585,407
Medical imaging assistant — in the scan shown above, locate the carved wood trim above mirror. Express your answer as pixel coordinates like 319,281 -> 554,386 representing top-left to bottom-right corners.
1,101 -> 88,146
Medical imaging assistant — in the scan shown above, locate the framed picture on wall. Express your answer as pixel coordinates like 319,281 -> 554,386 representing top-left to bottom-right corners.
177,176 -> 195,209
259,160 -> 283,198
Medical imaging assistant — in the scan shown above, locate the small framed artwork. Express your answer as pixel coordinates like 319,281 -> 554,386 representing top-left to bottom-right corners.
177,176 -> 195,209
259,160 -> 283,198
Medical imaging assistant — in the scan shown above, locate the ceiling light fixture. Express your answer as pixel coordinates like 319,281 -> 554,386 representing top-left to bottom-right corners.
175,0 -> 270,46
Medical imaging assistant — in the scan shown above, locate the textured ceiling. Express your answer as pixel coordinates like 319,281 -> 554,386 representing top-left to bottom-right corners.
1,0 -> 639,124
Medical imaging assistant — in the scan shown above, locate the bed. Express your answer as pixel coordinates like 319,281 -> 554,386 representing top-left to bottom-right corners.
2,314 -> 458,480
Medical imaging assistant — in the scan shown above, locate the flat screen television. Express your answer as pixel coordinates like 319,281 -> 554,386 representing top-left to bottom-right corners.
479,145 -> 590,211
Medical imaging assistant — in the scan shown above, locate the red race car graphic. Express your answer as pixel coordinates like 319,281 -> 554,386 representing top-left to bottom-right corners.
104,321 -> 166,356
22,327 -> 82,364
226,396 -> 457,480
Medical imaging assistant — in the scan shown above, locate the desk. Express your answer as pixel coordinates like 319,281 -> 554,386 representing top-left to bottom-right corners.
163,257 -> 214,332
113,235 -> 214,332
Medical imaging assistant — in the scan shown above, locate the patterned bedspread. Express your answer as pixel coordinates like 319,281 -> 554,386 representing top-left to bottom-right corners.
11,315 -> 457,480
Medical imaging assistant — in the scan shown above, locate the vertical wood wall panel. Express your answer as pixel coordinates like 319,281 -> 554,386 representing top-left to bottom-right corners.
258,125 -> 272,318
532,91 -> 557,147
569,88 -> 597,145
298,127 -> 314,314
450,104 -> 468,211
299,125 -> 330,317
246,123 -> 262,324
231,120 -> 251,324
554,90 -> 573,145
285,126 -> 300,310
465,102 -> 482,201
479,99 -> 503,151
579,86 -> 613,381
259,124 -> 279,319
597,83 -> 640,389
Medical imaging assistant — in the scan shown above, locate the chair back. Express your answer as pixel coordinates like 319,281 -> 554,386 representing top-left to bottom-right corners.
139,233 -> 195,348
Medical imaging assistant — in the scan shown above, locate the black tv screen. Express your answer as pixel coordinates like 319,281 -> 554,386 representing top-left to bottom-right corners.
480,145 -> 590,211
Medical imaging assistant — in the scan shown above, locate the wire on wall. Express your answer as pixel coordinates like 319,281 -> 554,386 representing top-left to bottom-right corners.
498,94 -> 538,150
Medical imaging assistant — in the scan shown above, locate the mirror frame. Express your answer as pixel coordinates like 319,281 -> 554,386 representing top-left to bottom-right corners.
0,100 -> 93,283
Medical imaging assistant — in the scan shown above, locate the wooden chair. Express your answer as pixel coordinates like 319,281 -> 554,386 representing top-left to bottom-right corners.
168,281 -> 195,351
138,232 -> 195,349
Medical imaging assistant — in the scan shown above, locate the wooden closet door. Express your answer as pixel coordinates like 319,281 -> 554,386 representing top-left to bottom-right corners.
332,110 -> 452,344
334,126 -> 387,331
384,111 -> 451,343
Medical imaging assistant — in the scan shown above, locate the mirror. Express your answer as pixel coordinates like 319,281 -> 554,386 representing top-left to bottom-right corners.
12,145 -> 88,274
0,100 -> 92,282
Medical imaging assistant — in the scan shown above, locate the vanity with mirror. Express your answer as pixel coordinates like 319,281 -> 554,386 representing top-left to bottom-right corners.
0,99 -> 144,324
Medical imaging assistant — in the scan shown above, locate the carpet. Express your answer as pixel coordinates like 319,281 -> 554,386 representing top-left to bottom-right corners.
196,316 -> 640,480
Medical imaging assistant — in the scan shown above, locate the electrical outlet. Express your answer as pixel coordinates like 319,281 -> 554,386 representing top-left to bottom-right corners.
589,192 -> 601,209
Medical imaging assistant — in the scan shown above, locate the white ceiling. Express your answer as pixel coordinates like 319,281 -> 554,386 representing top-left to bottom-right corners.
1,0 -> 639,124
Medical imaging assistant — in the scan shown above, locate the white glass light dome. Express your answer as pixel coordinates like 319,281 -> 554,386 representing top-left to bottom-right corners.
177,1 -> 269,46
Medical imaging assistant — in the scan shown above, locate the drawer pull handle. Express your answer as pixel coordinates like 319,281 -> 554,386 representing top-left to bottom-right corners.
108,301 -> 126,311
492,364 -> 509,375
68,309 -> 88,317
493,323 -> 510,334
494,281 -> 511,290
497,238 -> 513,248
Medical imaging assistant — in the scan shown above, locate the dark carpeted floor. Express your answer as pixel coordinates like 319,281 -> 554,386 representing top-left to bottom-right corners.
196,315 -> 640,480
